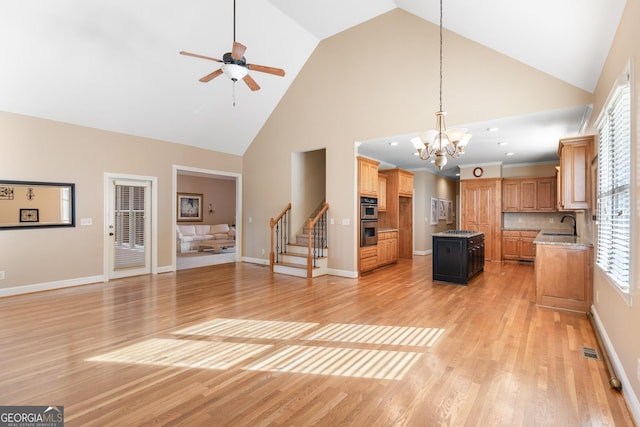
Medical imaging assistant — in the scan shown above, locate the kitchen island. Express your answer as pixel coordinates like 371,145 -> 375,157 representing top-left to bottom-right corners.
432,230 -> 485,285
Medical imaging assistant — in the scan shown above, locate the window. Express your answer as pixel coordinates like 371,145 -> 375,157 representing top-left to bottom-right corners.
596,65 -> 631,294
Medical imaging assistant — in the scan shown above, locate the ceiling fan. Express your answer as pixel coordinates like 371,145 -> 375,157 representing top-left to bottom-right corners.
179,0 -> 285,92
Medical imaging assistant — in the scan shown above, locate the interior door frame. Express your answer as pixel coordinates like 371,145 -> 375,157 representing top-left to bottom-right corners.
172,165 -> 242,271
104,173 -> 158,279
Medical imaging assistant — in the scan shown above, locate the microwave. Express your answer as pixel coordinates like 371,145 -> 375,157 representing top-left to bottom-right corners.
360,197 -> 378,220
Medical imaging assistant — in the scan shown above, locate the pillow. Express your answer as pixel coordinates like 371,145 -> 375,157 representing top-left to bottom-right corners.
178,225 -> 196,236
213,233 -> 229,240
209,224 -> 230,234
195,225 -> 211,235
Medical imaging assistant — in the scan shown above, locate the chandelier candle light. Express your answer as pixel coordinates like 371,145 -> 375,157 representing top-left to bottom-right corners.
411,0 -> 472,170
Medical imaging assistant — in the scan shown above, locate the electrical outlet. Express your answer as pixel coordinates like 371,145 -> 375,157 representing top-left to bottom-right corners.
0,271 -> 5,280
261,248 -> 265,255
342,218 -> 350,226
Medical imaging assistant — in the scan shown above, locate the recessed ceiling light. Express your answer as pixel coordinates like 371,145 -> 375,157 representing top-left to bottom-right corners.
488,127 -> 499,132
389,141 -> 399,146
506,152 -> 515,156
497,141 -> 508,146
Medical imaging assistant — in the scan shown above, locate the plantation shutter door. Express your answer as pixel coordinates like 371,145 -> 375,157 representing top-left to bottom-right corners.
113,181 -> 148,270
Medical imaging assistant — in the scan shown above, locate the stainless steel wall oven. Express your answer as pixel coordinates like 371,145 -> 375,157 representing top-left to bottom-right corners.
360,197 -> 378,246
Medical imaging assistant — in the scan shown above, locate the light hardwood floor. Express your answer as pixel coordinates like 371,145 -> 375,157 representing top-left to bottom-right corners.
0,257 -> 633,426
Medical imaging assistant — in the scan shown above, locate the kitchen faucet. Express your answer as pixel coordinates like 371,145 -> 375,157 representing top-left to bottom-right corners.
560,214 -> 577,236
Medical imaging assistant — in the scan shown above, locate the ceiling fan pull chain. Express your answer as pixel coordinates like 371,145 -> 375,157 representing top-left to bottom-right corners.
232,81 -> 237,107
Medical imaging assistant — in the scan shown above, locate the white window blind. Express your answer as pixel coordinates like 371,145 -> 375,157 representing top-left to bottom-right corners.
596,73 -> 631,292
114,183 -> 147,270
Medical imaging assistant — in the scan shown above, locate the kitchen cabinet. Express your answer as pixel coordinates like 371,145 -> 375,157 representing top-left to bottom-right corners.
502,230 -> 539,261
502,177 -> 556,212
378,169 -> 413,260
536,242 -> 592,312
359,246 -> 378,273
377,230 -> 398,267
378,174 -> 387,212
398,170 -> 414,197
461,178 -> 502,261
557,135 -> 594,210
358,156 -> 379,197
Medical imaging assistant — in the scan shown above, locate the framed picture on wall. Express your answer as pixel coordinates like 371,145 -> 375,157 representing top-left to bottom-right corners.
177,193 -> 203,222
438,199 -> 447,220
430,197 -> 438,225
446,200 -> 453,224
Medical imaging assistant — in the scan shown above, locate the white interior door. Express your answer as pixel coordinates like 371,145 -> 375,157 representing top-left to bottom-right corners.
107,178 -> 151,279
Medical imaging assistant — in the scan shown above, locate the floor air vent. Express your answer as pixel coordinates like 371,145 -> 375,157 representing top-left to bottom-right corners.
581,346 -> 600,360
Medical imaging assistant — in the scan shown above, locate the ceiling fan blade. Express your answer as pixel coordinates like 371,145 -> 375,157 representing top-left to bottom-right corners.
231,42 -> 247,60
180,51 -> 223,63
199,69 -> 224,82
242,74 -> 261,91
247,63 -> 285,77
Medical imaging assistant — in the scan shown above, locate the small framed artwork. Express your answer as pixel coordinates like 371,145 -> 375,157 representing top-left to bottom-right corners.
438,199 -> 447,220
20,208 -> 39,223
446,200 -> 454,224
430,197 -> 438,225
177,193 -> 203,222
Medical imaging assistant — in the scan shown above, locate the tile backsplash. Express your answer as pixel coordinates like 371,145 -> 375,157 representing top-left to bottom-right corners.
502,212 -> 575,233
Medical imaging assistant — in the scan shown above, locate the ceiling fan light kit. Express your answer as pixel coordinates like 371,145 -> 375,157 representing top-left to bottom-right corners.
412,0 -> 472,170
179,0 -> 285,99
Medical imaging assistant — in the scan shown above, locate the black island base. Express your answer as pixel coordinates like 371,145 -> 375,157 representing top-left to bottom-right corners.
432,230 -> 485,285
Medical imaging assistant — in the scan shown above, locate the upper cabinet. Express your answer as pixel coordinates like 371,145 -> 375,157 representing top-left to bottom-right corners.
557,135 -> 594,210
502,177 -> 556,212
398,170 -> 414,197
358,156 -> 379,197
377,174 -> 387,212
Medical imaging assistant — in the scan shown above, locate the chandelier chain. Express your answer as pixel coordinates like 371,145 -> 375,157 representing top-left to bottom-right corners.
439,0 -> 443,113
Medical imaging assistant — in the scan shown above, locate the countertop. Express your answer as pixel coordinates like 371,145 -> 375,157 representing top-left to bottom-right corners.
533,230 -> 593,247
432,230 -> 484,238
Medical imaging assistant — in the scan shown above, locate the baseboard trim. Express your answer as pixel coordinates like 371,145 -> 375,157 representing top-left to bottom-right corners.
591,306 -> 640,425
413,250 -> 432,256
326,268 -> 358,278
242,256 -> 269,266
0,275 -> 105,298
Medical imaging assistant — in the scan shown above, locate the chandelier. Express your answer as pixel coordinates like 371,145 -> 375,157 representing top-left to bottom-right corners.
411,0 -> 472,170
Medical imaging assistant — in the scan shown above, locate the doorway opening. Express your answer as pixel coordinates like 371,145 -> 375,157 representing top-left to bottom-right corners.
173,166 -> 242,271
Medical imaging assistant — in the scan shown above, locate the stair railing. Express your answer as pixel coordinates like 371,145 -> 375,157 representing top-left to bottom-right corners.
306,202 -> 329,277
269,203 -> 291,271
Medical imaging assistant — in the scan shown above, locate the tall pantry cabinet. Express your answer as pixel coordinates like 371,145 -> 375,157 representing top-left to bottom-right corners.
460,178 -> 502,262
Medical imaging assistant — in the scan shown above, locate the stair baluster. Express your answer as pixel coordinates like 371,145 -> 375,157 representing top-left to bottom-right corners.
269,203 -> 291,272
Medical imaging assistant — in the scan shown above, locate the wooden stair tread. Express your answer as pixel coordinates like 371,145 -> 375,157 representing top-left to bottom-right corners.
274,261 -> 321,269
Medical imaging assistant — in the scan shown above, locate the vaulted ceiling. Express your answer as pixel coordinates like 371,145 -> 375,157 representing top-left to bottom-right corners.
0,1 -> 626,176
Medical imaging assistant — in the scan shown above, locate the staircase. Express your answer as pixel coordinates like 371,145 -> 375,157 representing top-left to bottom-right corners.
270,202 -> 329,278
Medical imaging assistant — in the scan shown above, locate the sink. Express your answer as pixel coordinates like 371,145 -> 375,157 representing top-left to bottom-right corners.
542,232 -> 575,236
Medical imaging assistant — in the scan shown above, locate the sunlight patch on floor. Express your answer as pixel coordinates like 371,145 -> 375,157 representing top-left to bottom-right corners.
87,338 -> 271,370
304,323 -> 445,347
173,318 -> 319,340
244,345 -> 422,380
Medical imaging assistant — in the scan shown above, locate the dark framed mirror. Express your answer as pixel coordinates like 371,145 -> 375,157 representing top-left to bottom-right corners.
0,180 -> 75,229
